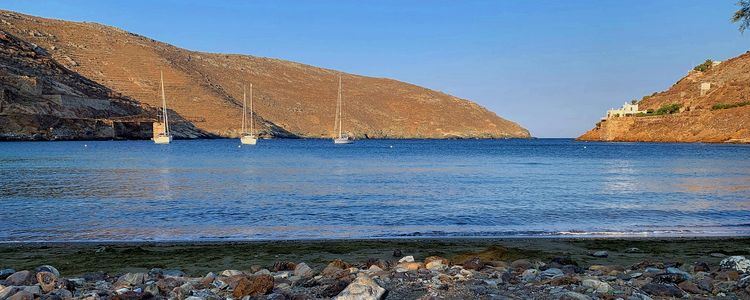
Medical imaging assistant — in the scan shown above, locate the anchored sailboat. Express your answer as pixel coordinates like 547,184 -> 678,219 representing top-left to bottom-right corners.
333,75 -> 353,144
153,71 -> 172,144
240,84 -> 258,145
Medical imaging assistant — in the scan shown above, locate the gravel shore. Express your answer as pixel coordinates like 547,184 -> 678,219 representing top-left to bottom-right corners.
1,238 -> 749,299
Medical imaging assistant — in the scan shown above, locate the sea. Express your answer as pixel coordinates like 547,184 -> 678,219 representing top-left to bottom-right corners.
1,138 -> 749,242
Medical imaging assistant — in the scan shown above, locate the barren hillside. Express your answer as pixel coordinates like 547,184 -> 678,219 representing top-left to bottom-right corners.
578,52 -> 750,143
0,10 -> 529,140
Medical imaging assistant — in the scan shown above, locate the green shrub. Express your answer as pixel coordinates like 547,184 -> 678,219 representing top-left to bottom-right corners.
711,101 -> 750,110
693,59 -> 713,72
655,103 -> 682,115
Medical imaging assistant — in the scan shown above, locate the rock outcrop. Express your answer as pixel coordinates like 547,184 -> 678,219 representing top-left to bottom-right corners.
0,10 -> 529,140
0,29 -> 211,140
578,53 -> 750,143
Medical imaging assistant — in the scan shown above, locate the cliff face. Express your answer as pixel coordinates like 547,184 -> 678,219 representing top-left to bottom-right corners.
0,10 -> 529,140
579,52 -> 750,143
0,30 -> 211,140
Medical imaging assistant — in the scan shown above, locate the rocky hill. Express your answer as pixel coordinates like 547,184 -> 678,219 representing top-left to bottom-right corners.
0,10 -> 529,140
579,52 -> 750,143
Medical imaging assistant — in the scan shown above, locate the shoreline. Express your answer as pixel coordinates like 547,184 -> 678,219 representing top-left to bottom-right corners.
1,237 -> 749,299
2,237 -> 749,276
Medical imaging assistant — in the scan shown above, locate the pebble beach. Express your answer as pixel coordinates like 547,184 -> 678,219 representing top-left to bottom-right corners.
1,238 -> 749,300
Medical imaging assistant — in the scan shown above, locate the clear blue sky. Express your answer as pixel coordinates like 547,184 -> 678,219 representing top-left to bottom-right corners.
2,1 -> 747,137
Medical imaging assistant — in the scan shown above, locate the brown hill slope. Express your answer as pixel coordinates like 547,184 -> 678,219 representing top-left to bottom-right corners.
0,30 -> 210,140
578,52 -> 750,143
0,10 -> 529,139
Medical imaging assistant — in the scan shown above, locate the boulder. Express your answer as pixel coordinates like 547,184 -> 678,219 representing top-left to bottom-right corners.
231,275 -> 274,298
720,256 -> 750,273
334,274 -> 385,300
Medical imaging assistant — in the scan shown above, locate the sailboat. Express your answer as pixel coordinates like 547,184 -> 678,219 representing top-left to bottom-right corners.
333,75 -> 353,144
153,71 -> 172,144
240,84 -> 258,145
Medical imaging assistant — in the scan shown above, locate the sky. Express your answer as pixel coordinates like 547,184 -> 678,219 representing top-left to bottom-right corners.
2,1 -> 748,137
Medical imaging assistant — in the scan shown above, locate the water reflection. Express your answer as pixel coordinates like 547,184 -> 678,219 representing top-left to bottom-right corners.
1,139 -> 749,242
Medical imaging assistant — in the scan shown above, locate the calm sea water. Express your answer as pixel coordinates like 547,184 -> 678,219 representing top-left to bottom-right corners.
1,139 -> 749,242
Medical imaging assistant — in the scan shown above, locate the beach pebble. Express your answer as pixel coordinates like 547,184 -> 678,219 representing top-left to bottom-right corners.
521,269 -> 539,282
219,270 -> 243,277
48,289 -> 73,299
35,265 -> 60,277
462,257 -> 485,271
114,272 -> 145,288
591,251 -> 609,258
398,256 -> 414,263
232,275 -> 274,298
540,268 -> 564,279
35,271 -> 57,293
559,291 -> 592,300
582,278 -> 611,293
719,255 -> 750,273
293,262 -> 314,278
0,269 -> 16,280
4,271 -> 33,286
0,286 -> 19,300
6,291 -> 34,300
334,274 -> 385,300
640,283 -> 685,297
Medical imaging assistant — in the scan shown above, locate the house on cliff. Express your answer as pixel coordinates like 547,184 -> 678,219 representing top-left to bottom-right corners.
605,102 -> 646,119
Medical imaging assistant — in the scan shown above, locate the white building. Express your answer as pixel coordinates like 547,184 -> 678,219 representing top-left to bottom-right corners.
606,102 -> 646,119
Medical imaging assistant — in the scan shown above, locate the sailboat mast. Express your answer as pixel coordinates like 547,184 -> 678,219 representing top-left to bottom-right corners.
338,75 -> 342,139
242,85 -> 246,133
160,70 -> 169,135
250,83 -> 254,135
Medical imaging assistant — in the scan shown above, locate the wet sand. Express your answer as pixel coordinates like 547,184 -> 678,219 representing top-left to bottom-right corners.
1,237 -> 748,276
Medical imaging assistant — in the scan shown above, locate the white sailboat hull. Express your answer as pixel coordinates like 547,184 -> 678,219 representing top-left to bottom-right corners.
240,135 -> 258,145
153,135 -> 172,144
333,137 -> 353,144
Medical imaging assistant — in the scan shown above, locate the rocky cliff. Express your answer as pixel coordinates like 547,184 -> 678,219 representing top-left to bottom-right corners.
0,10 -> 529,140
578,52 -> 750,143
0,30 -> 210,140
